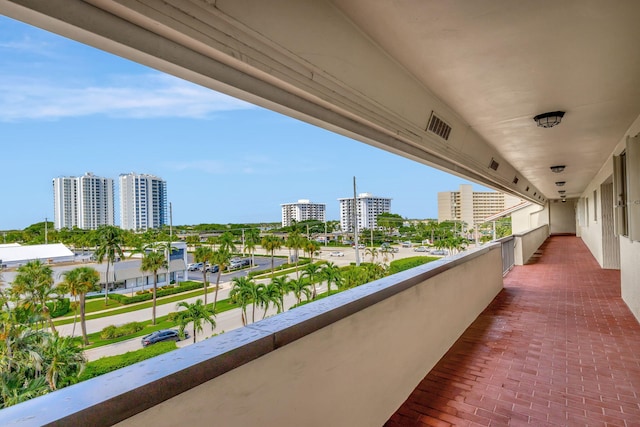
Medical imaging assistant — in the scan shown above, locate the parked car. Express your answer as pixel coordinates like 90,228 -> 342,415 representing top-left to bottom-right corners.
352,244 -> 365,249
401,241 -> 412,248
330,251 -> 345,257
413,246 -> 429,252
188,262 -> 203,271
141,329 -> 188,347
240,259 -> 251,267
430,249 -> 448,256
206,264 -> 219,273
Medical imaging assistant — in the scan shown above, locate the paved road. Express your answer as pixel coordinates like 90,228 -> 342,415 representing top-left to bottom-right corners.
66,245 -> 440,361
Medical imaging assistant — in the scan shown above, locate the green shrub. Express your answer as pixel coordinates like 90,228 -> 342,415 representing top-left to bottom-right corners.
388,256 -> 438,275
99,322 -> 145,340
48,298 -> 71,318
79,341 -> 177,381
109,282 -> 202,305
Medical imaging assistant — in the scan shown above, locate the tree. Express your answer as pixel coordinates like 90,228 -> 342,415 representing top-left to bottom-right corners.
244,229 -> 260,267
194,246 -> 214,305
218,231 -> 237,254
249,282 -> 268,323
270,276 -> 289,312
376,213 -> 404,237
230,276 -> 253,326
286,231 -> 304,278
94,225 -> 125,306
59,267 -> 100,346
263,282 -> 283,315
365,247 -> 379,263
379,247 -> 395,264
175,299 -> 216,344
303,239 -> 321,264
288,277 -> 312,305
211,249 -> 231,311
302,263 -> 322,300
321,262 -> 343,296
140,246 -> 167,325
11,260 -> 59,333
42,334 -> 86,391
261,235 -> 282,276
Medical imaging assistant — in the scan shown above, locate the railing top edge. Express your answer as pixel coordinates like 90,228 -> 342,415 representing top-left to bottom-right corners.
512,223 -> 549,237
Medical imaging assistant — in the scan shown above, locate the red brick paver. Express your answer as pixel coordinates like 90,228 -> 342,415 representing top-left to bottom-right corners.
386,236 -> 640,426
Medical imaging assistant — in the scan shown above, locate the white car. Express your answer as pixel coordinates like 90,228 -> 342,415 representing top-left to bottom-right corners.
330,251 -> 345,257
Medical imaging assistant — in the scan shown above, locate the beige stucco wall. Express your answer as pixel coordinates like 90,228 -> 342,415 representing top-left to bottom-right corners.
118,247 -> 504,427
549,199 -> 577,235
514,225 -> 549,265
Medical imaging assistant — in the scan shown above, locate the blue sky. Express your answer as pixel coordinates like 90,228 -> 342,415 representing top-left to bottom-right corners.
0,15 -> 486,230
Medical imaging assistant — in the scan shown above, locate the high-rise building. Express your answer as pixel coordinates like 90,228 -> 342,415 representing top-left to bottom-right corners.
437,184 -> 522,227
119,173 -> 168,231
281,199 -> 326,227
338,193 -> 391,232
52,173 -> 114,230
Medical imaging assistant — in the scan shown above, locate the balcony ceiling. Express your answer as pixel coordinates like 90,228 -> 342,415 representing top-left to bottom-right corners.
331,0 -> 640,198
2,0 -> 640,200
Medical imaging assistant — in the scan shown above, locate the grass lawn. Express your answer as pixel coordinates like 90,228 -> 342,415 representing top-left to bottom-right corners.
77,297 -> 240,349
55,285 -> 218,327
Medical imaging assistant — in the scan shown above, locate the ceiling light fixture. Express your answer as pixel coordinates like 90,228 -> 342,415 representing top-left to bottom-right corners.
550,165 -> 565,173
558,190 -> 566,194
534,111 -> 565,128
555,181 -> 566,186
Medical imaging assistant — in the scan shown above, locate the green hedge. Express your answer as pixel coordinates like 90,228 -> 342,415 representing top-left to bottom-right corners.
100,322 -> 145,339
48,298 -> 71,318
108,282 -> 203,305
388,256 -> 438,275
79,341 -> 177,381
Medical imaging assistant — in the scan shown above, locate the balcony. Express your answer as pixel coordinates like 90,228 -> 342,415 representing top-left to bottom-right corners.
4,228 -> 637,426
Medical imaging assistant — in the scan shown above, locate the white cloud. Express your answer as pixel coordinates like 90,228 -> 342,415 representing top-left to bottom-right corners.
0,73 -> 254,122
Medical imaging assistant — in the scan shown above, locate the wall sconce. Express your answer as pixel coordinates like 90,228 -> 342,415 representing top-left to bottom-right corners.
534,111 -> 565,128
550,165 -> 566,173
555,181 -> 566,186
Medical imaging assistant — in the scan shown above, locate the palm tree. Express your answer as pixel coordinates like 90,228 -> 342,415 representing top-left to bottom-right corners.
194,246 -> 214,305
249,282 -> 267,323
261,235 -> 282,276
175,299 -> 216,344
42,333 -> 86,391
244,229 -> 260,267
59,267 -> 100,346
94,225 -> 124,305
288,277 -> 312,305
218,231 -> 237,254
321,262 -> 343,296
140,246 -> 167,325
286,231 -> 304,278
11,260 -> 58,333
270,276 -> 289,312
302,263 -> 322,299
304,239 -> 321,264
379,247 -> 395,264
211,249 -> 231,311
365,247 -> 379,263
230,276 -> 253,326
262,282 -> 283,315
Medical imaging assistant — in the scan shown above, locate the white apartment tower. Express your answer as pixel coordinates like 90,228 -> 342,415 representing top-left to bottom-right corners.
281,199 -> 326,227
338,193 -> 391,232
52,173 -> 115,230
119,173 -> 168,231
437,184 -> 522,226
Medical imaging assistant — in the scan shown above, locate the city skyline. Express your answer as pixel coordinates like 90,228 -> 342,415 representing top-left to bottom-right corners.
0,15 -> 491,231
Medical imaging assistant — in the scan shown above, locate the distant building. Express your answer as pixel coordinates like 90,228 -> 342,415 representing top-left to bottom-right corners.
437,184 -> 522,227
0,243 -> 75,268
119,173 -> 168,231
52,172 -> 115,230
338,193 -> 391,232
281,199 -> 326,227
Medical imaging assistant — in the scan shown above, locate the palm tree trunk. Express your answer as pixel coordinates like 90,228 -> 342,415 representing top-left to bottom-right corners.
80,294 -> 89,346
71,295 -> 78,337
192,325 -> 197,343
202,270 -> 208,306
152,272 -> 158,325
252,301 -> 256,323
213,271 -> 221,311
104,262 -> 110,306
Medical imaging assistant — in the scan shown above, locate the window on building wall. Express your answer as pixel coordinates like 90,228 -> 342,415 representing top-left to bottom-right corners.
614,151 -> 629,236
586,197 -> 589,224
593,190 -> 598,222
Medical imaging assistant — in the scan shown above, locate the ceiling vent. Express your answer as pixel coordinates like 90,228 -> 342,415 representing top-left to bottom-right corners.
489,158 -> 499,171
513,176 -> 519,184
526,186 -> 530,192
426,111 -> 452,141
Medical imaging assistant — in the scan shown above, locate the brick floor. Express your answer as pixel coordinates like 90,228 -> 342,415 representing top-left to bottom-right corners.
385,236 -> 640,426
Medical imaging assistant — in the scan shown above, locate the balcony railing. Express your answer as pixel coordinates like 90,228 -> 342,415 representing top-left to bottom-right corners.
1,237 -> 543,426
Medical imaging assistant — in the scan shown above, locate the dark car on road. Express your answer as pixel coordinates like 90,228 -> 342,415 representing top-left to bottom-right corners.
141,329 -> 188,347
